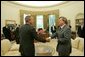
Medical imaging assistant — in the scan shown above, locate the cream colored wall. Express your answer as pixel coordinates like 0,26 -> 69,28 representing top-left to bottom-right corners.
1,1 -> 20,34
1,1 -> 84,34
59,1 -> 84,31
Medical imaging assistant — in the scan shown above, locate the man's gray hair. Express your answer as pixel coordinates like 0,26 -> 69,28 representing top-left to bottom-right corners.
25,16 -> 31,22
59,16 -> 68,24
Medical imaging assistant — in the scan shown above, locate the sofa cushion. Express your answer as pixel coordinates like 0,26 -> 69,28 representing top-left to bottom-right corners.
1,49 -> 4,56
78,38 -> 84,52
71,37 -> 80,49
1,39 -> 11,54
70,48 -> 84,56
4,51 -> 21,56
10,43 -> 19,51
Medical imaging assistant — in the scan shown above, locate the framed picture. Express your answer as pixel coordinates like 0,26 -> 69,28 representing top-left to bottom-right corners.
75,19 -> 84,30
5,20 -> 16,29
5,20 -> 16,25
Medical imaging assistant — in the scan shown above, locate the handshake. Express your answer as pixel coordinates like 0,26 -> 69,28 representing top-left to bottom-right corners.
45,37 -> 51,42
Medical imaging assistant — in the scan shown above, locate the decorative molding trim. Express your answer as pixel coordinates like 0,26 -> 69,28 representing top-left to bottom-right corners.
8,1 -> 69,8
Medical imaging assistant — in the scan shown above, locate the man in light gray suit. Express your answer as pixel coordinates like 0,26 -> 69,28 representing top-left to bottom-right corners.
51,16 -> 72,56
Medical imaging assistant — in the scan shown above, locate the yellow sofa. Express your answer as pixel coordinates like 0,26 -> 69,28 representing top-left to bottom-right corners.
70,37 -> 84,56
1,39 -> 20,56
1,37 -> 84,56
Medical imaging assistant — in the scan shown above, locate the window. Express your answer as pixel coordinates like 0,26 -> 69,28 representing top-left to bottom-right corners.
36,15 -> 43,31
49,15 -> 56,35
23,14 -> 31,24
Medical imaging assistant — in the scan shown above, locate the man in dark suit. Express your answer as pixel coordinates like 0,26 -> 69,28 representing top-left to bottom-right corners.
3,26 -> 8,38
14,24 -> 20,44
19,16 -> 50,56
2,25 -> 11,41
51,17 -> 72,56
77,21 -> 84,38
51,24 -> 56,34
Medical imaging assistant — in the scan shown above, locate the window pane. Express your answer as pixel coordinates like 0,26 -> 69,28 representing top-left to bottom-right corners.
36,15 -> 43,30
49,15 -> 56,35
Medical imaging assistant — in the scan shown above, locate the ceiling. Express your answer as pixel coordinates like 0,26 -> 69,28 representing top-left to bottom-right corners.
10,1 -> 67,8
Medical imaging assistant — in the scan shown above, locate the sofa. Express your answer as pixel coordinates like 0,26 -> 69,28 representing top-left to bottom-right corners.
70,37 -> 84,56
1,37 -> 84,56
1,39 -> 20,56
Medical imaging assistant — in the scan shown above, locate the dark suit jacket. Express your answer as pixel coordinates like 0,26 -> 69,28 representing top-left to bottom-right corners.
14,27 -> 20,44
77,25 -> 84,38
19,24 -> 46,56
51,26 -> 56,34
51,25 -> 72,54
2,26 -> 11,40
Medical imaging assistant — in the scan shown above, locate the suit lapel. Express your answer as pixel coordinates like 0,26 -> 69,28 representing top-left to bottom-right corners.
59,25 -> 66,33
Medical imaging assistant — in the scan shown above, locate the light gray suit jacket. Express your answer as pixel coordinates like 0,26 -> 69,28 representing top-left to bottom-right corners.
51,25 -> 72,54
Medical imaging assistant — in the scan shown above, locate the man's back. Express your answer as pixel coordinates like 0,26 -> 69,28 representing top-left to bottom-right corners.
19,24 -> 34,44
19,24 -> 35,56
19,24 -> 46,56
